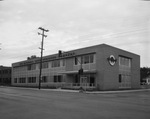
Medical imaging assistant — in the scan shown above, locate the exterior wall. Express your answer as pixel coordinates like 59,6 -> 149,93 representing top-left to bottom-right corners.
97,45 -> 140,90
11,44 -> 140,90
66,58 -> 74,71
12,63 -> 66,87
95,46 -> 105,90
96,45 -> 119,90
131,54 -> 140,88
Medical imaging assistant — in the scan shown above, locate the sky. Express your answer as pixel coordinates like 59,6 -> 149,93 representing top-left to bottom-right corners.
0,0 -> 150,67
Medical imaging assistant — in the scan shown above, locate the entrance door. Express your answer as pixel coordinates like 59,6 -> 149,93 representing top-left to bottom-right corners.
80,74 -> 95,87
80,76 -> 87,83
90,76 -> 95,86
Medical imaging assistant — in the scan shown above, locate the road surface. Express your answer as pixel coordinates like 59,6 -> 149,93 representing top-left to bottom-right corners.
0,86 -> 150,119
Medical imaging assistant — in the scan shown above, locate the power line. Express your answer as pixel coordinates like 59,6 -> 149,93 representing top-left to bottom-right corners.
1,25 -> 148,61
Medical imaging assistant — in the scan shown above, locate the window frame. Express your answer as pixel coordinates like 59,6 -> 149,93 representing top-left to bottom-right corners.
51,60 -> 60,68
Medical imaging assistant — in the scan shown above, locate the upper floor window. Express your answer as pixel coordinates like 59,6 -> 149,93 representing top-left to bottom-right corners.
75,54 -> 95,65
119,56 -> 131,67
27,64 -> 36,70
52,60 -> 60,68
62,59 -> 66,67
42,62 -> 49,69
75,57 -> 81,65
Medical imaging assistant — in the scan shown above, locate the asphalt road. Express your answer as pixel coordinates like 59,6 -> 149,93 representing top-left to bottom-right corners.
0,86 -> 150,119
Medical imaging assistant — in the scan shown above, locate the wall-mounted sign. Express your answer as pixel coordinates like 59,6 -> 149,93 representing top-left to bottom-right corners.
13,52 -> 75,67
107,55 -> 117,66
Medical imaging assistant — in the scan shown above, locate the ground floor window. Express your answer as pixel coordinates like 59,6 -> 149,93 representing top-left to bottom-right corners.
54,75 -> 63,83
41,76 -> 47,83
14,78 -> 17,83
28,77 -> 36,83
19,77 -> 26,83
119,74 -> 131,88
119,74 -> 122,83
0,78 -> 11,84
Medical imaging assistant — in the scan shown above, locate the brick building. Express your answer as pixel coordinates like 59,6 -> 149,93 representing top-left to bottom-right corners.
11,44 -> 140,90
0,66 -> 11,85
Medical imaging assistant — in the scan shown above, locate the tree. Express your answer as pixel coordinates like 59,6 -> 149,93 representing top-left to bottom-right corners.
140,67 -> 150,83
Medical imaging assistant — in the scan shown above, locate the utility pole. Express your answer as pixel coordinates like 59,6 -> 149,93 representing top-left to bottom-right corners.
38,27 -> 49,89
75,57 -> 84,90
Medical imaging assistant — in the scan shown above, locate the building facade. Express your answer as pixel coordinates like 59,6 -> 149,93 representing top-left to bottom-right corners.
11,44 -> 140,90
0,66 -> 11,85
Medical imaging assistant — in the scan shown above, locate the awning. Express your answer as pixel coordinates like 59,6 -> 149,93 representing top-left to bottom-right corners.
58,70 -> 97,74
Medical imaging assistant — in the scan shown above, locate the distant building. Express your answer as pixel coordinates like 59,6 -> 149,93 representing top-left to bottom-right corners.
143,76 -> 150,85
11,44 -> 140,90
0,66 -> 11,85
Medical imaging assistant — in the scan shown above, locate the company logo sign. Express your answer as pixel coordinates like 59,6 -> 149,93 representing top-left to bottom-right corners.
107,55 -> 117,66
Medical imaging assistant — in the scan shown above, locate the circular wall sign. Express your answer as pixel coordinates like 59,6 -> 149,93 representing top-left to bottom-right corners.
108,55 -> 116,66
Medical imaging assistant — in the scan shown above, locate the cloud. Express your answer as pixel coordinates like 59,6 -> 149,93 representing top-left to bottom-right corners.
0,21 -> 43,59
0,0 -> 150,67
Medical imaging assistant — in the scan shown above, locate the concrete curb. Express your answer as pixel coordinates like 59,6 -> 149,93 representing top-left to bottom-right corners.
85,88 -> 150,94
2,86 -> 150,94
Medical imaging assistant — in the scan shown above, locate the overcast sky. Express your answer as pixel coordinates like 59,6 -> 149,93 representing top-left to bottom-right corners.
0,0 -> 150,67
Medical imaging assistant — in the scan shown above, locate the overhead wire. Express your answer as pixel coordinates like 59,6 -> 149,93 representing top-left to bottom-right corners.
1,24 -> 149,61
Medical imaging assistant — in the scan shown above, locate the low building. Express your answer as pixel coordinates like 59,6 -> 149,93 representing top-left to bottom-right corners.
11,44 -> 140,90
143,76 -> 150,85
0,66 -> 11,85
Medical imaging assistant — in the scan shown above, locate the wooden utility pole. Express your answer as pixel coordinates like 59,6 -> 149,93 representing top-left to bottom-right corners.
38,27 -> 49,89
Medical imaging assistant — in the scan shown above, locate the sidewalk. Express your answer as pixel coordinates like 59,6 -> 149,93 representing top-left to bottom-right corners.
1,86 -> 150,94
85,88 -> 150,94
33,87 -> 150,94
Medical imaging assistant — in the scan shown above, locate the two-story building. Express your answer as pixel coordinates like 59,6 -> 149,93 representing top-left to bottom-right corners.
11,44 -> 140,90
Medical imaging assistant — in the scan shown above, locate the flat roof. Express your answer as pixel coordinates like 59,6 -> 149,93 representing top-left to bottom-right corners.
12,43 -> 140,67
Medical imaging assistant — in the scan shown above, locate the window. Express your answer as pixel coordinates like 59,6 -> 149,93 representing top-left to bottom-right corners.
62,59 -> 65,66
41,76 -> 47,83
119,74 -> 122,83
58,75 -> 62,82
90,54 -> 94,63
27,64 -> 36,70
82,54 -> 94,64
28,77 -> 36,83
53,75 -> 62,82
42,62 -> 48,69
14,78 -> 17,83
119,56 -> 131,67
82,55 -> 90,64
19,78 -> 26,83
27,65 -> 32,70
4,70 -> 8,74
74,54 -> 94,65
75,57 -> 81,65
54,76 -> 57,82
52,60 -> 60,68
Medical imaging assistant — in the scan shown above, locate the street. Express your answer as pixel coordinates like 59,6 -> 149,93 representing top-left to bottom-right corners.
0,86 -> 150,119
